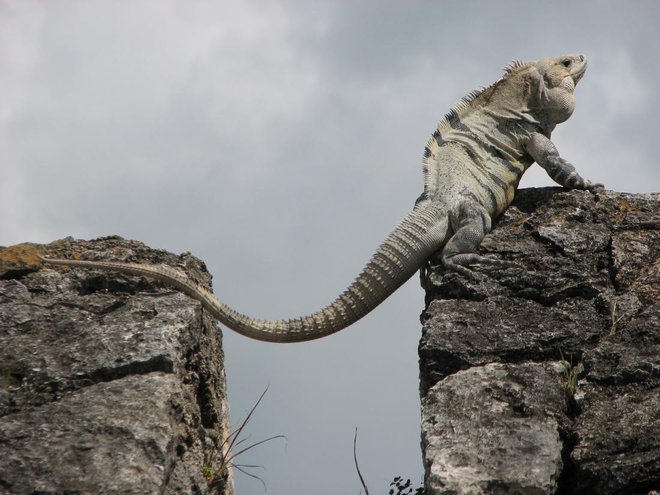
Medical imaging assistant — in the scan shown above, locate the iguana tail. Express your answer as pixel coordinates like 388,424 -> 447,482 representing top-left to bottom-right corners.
42,205 -> 446,343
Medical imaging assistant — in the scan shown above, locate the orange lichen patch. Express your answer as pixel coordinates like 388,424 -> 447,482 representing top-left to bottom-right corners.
616,197 -> 642,212
0,243 -> 43,276
610,197 -> 643,224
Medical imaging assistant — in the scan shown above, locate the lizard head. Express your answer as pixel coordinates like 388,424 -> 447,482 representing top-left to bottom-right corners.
534,54 -> 588,91
526,54 -> 588,124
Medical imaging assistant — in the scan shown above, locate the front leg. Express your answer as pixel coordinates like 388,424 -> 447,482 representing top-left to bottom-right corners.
526,132 -> 604,191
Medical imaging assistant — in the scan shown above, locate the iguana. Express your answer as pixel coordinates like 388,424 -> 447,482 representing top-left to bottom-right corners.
43,54 -> 603,343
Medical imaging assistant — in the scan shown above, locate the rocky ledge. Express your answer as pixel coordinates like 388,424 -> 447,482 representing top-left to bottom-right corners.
0,238 -> 232,494
0,188 -> 657,495
420,188 -> 659,494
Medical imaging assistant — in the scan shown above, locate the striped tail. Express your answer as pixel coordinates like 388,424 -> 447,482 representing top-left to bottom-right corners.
42,205 -> 447,343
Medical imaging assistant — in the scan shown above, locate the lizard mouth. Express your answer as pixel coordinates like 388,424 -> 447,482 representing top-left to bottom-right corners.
572,56 -> 588,83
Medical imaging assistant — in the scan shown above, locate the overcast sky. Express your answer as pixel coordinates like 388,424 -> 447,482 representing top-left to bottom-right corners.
2,1 -> 658,494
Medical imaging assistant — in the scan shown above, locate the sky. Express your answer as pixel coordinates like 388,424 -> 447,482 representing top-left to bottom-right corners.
1,1 -> 658,494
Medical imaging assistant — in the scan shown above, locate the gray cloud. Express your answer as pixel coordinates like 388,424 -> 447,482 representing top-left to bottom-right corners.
2,1 -> 658,493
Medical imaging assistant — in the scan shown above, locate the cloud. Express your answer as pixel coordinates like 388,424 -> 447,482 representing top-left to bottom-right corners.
1,2 -> 658,493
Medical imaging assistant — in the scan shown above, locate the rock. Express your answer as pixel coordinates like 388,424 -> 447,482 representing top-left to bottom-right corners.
421,362 -> 567,494
0,237 -> 232,495
420,188 -> 659,495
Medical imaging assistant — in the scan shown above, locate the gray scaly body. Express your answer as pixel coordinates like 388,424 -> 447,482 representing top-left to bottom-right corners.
43,54 -> 602,343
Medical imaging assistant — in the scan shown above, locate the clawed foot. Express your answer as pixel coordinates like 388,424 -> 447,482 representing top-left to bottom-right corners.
471,256 -> 522,271
420,255 -> 522,288
584,180 -> 605,193
420,258 -> 480,289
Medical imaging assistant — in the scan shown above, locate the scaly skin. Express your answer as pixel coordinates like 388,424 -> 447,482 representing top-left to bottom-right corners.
43,54 -> 603,343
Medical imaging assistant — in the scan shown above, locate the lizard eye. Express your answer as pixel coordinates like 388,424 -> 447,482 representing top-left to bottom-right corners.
561,59 -> 571,67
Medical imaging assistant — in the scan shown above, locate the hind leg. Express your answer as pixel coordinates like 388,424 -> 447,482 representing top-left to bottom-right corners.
441,201 -> 512,277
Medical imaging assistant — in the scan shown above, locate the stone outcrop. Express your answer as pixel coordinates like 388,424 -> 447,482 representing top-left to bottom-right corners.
420,188 -> 659,494
0,238 -> 232,494
0,188 -> 657,495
